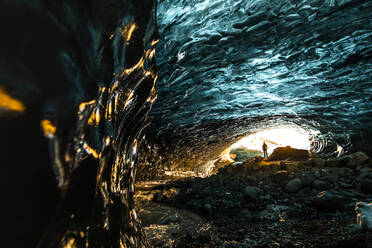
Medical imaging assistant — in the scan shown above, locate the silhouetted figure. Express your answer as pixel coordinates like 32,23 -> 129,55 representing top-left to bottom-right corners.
262,141 -> 268,159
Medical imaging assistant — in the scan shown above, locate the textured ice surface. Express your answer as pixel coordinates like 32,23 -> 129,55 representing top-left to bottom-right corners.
152,0 -> 372,152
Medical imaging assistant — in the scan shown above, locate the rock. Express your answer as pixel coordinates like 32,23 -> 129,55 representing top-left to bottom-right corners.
198,230 -> 211,242
340,183 -> 353,189
240,209 -> 253,220
368,159 -> 372,168
159,188 -> 180,200
325,167 -> 346,183
269,146 -> 309,161
313,190 -> 350,211
347,224 -> 363,234
360,168 -> 372,174
345,152 -> 369,168
254,156 -> 264,162
361,174 -> 372,194
204,203 -> 213,215
279,161 -> 287,170
271,170 -> 289,184
243,186 -> 263,201
311,158 -> 325,167
286,162 -> 302,172
326,157 -> 346,167
159,214 -> 182,225
258,210 -> 269,219
312,179 -> 330,190
286,178 -> 303,193
264,194 -> 271,200
355,202 -> 372,232
301,174 -> 316,186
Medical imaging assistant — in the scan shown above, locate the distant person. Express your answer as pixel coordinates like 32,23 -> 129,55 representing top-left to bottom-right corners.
262,141 -> 268,159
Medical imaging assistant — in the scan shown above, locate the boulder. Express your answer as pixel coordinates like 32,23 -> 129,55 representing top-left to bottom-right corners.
269,146 -> 309,161
326,157 -> 346,167
159,214 -> 182,225
312,179 -> 330,190
313,190 -> 350,211
347,224 -> 363,234
204,203 -> 213,215
301,174 -> 316,186
243,186 -> 263,201
311,158 -> 325,167
271,170 -> 289,184
325,167 -> 346,183
286,178 -> 303,193
361,174 -> 372,195
240,209 -> 253,220
360,168 -> 372,174
355,202 -> 372,232
345,152 -> 369,168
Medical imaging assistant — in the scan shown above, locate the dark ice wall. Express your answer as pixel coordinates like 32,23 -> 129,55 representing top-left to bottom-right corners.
0,0 -> 158,247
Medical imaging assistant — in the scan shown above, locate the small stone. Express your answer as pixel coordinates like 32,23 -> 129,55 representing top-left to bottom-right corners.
313,190 -> 350,211
198,230 -> 211,242
259,210 -> 269,219
301,174 -> 316,186
346,152 -> 369,168
327,173 -> 339,183
204,203 -> 213,215
361,174 -> 372,194
348,224 -> 363,234
159,214 -> 182,225
360,168 -> 372,174
340,183 -> 353,189
326,158 -> 346,167
240,209 -> 253,220
325,167 -> 347,183
243,186 -> 263,201
271,170 -> 289,184
312,179 -> 330,190
286,178 -> 303,193
312,158 -> 325,167
264,194 -> 271,200
279,161 -> 287,170
355,202 -> 372,232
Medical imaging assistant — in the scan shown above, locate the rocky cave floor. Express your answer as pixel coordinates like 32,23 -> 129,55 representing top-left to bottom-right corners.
135,152 -> 372,247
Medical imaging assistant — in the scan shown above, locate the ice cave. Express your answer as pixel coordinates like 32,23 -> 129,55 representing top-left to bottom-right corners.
0,0 -> 371,247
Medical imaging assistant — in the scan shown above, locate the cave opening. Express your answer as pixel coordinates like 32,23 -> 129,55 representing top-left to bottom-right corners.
0,0 -> 371,247
226,125 -> 314,162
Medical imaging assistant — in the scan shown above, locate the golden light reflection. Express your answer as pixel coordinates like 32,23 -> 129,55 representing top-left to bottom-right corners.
145,48 -> 156,60
0,87 -> 25,112
123,91 -> 134,109
146,86 -> 157,103
120,53 -> 157,78
151,39 -> 159,47
121,57 -> 144,77
230,127 -> 311,155
87,107 -> 101,126
83,143 -> 99,158
65,237 -> 76,248
220,147 -> 235,163
41,120 -> 56,137
121,23 -> 138,43
78,100 -> 96,114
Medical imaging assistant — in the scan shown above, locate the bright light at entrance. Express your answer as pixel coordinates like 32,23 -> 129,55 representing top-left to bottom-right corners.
230,127 -> 311,155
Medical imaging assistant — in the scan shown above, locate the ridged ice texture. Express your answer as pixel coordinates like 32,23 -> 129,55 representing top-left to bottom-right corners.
153,0 -> 372,152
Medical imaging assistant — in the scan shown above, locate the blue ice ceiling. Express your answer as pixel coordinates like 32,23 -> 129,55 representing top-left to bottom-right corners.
150,0 -> 372,145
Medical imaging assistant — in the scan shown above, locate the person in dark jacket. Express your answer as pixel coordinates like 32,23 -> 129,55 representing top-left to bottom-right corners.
262,141 -> 268,159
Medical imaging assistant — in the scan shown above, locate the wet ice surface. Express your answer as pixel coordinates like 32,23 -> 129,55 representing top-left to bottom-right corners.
151,0 -> 372,153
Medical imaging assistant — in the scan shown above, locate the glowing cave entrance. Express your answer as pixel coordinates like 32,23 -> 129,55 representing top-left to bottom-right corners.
226,126 -> 311,162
